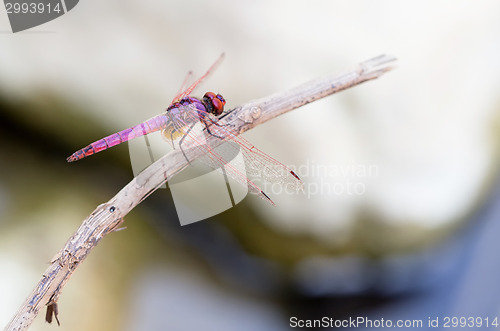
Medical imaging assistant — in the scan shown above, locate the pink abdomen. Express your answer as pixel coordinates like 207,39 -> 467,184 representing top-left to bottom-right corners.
67,114 -> 168,162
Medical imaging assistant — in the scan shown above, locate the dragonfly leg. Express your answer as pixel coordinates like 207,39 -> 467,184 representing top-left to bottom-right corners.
178,122 -> 199,165
200,113 -> 226,139
205,126 -> 224,139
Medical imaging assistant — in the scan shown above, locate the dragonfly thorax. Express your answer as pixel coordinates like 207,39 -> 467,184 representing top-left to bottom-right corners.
161,93 -> 225,142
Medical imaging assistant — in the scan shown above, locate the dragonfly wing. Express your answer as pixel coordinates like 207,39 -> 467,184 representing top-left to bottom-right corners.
175,108 -> 302,204
173,54 -> 225,102
172,109 -> 275,204
203,118 -> 303,191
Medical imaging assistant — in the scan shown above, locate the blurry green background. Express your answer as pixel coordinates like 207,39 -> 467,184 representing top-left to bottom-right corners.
2,1 -> 500,330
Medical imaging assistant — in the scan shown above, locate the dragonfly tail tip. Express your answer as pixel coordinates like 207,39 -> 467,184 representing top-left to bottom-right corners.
261,191 -> 276,206
290,170 -> 301,181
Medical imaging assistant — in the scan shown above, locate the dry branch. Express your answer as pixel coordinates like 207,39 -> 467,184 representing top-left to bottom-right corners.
4,54 -> 397,331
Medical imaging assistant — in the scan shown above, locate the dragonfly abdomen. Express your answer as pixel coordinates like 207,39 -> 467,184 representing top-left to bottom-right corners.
66,114 -> 169,162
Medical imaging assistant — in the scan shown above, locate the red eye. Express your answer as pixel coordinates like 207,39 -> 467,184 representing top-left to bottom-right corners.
203,92 -> 225,115
212,97 -> 224,115
205,92 -> 216,99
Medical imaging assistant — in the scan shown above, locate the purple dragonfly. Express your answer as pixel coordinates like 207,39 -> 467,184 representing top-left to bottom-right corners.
67,55 -> 302,204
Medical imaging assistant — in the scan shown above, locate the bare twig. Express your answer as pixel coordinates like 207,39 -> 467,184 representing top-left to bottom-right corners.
4,54 -> 397,331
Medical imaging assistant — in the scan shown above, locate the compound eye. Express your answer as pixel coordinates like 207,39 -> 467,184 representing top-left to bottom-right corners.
216,94 -> 226,106
204,92 -> 225,115
212,97 -> 224,115
204,92 -> 216,99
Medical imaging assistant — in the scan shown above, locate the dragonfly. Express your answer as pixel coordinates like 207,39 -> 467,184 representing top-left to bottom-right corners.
67,54 -> 303,205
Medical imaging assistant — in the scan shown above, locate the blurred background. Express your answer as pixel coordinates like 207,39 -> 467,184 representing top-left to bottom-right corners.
2,1 -> 500,330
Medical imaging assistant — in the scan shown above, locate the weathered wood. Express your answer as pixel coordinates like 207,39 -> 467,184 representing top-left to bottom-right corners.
4,54 -> 397,331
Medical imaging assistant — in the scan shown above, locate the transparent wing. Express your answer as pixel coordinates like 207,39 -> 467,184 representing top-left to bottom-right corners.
166,105 -> 303,205
171,54 -> 225,103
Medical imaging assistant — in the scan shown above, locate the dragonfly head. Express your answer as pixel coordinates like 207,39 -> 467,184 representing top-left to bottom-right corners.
203,92 -> 226,116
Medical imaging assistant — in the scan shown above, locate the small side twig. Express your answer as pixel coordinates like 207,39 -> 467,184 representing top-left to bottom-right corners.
4,54 -> 397,331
